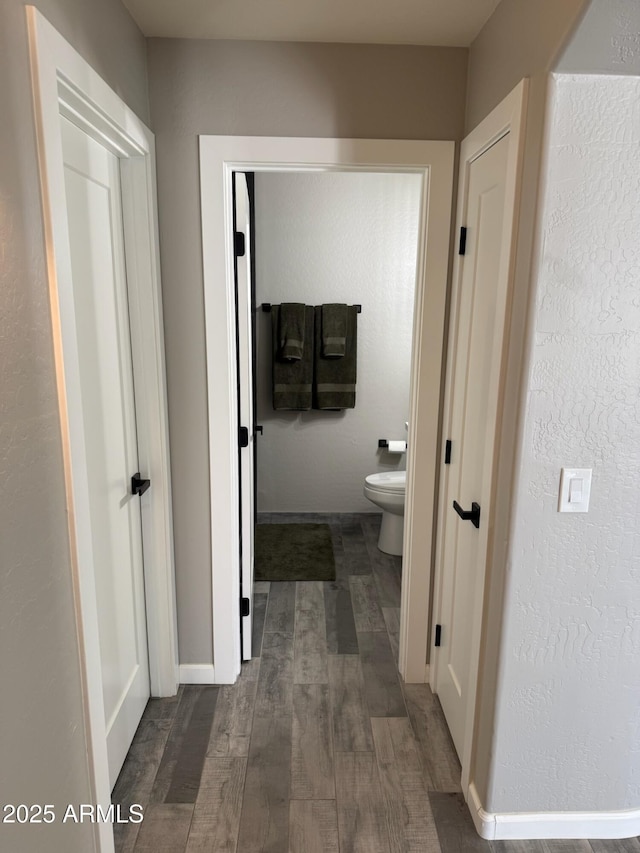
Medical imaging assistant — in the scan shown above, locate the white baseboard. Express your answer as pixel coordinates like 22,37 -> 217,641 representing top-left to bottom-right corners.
468,783 -> 640,841
179,664 -> 216,684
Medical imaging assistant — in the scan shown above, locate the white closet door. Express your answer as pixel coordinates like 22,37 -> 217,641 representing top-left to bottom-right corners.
435,133 -> 510,758
61,116 -> 150,788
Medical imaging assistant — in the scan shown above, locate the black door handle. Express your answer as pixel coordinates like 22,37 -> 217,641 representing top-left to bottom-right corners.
255,425 -> 263,436
453,500 -> 481,529
132,473 -> 151,496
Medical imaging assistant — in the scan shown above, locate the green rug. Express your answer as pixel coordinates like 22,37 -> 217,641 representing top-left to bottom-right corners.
255,523 -> 336,582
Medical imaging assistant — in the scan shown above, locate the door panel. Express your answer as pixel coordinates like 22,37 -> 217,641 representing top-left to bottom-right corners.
235,172 -> 256,660
61,117 -> 150,787
435,134 -> 510,758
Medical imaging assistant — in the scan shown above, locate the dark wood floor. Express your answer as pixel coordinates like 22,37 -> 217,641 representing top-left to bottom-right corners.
113,513 -> 640,853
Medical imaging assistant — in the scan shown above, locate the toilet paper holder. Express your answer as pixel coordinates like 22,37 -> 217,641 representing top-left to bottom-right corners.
378,439 -> 407,450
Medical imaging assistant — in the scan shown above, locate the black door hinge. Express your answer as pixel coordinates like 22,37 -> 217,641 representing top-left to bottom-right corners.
234,231 -> 246,257
239,426 -> 249,447
240,597 -> 251,618
444,440 -> 452,465
458,226 -> 467,256
435,624 -> 442,647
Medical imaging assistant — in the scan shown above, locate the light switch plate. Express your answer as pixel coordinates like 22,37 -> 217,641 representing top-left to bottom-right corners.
558,467 -> 592,513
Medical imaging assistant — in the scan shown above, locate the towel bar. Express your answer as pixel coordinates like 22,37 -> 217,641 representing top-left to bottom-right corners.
261,303 -> 361,313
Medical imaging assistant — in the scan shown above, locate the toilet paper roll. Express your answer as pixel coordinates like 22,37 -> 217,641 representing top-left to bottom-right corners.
387,440 -> 407,453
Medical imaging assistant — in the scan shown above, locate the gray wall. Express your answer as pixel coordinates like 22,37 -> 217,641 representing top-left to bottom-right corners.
465,0 -> 588,131
254,171 -> 420,513
557,0 -> 640,75
0,1 -> 147,850
147,37 -> 468,665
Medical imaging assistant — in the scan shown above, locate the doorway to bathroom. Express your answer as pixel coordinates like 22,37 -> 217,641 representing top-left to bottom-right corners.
200,136 -> 454,685
238,168 -> 424,662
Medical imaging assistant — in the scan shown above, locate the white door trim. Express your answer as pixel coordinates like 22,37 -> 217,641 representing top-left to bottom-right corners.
27,8 -> 179,851
199,135 -> 454,685
430,81 -> 528,792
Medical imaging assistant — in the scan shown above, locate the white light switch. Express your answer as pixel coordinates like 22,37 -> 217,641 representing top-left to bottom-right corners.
569,478 -> 583,503
558,468 -> 592,513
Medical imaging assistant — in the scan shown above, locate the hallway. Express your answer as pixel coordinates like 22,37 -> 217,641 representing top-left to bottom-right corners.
112,515 -> 639,852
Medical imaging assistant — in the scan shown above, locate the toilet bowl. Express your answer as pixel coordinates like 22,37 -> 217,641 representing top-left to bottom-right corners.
363,471 -> 406,556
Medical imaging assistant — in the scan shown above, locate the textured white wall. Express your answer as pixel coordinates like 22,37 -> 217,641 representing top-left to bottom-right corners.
254,171 -> 421,512
487,74 -> 640,814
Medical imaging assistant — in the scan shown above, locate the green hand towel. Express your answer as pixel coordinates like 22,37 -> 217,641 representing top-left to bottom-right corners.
278,302 -> 306,361
322,303 -> 348,357
272,305 -> 314,410
314,305 -> 357,410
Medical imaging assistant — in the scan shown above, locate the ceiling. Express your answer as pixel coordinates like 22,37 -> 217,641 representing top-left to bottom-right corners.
122,0 -> 502,47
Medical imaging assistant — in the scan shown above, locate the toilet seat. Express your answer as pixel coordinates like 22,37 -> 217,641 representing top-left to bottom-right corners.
364,471 -> 406,493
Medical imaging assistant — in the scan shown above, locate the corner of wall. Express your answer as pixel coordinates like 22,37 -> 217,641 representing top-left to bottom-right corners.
555,0 -> 640,75
485,69 -> 640,817
469,70 -> 554,812
464,0 -> 589,133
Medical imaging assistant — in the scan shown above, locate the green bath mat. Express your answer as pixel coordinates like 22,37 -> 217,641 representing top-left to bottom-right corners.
255,523 -> 336,582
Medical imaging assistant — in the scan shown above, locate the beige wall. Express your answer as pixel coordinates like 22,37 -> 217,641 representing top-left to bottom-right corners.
147,37 -> 467,664
0,1 -> 147,850
148,39 -> 468,141
465,0 -> 588,131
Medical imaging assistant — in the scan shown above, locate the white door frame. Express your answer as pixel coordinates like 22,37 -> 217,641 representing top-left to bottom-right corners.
199,135 -> 454,685
28,8 -> 179,851
430,81 -> 528,793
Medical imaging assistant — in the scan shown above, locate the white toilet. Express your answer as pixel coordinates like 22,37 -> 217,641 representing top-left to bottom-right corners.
363,471 -> 406,556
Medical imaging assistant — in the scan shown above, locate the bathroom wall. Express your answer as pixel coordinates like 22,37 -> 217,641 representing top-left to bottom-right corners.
254,170 -> 421,512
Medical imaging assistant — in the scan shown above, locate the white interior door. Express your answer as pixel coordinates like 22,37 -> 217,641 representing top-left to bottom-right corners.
435,133 -> 510,759
61,116 -> 150,788
235,172 -> 256,660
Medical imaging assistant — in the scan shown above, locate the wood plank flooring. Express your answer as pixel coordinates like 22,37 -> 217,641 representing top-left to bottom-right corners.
113,513 -> 640,853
